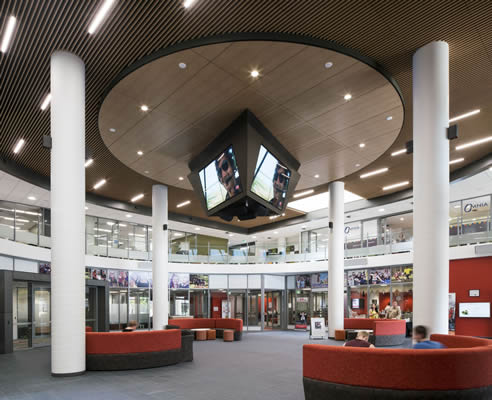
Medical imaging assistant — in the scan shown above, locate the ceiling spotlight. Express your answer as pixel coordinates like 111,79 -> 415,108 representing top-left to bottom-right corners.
93,179 -> 106,189
449,158 -> 464,165
314,174 -> 319,178
144,170 -> 149,174
383,181 -> 410,191
449,109 -> 480,123
177,200 -> 191,208
386,116 -> 393,121
195,227 -> 200,231
293,189 -> 314,199
183,0 -> 195,8
359,143 -> 365,148
125,214 -> 132,218
85,207 -> 89,210
281,213 -> 285,216
40,93 -> 52,111
324,61 -> 333,69
178,176 -> 184,181
179,62 -> 187,69
456,136 -> 492,151
274,231 -> 279,234
88,0 -> 116,34
360,168 -> 388,179
131,193 -> 144,202
302,225 -> 307,229
1,16 -> 17,53
400,217 -> 404,221
13,138 -> 25,154
109,128 -> 116,132
250,70 -> 260,78
344,93 -> 352,101
140,105 -> 149,112
355,163 -> 360,167
27,196 -> 36,201
228,233 -> 234,237
137,150 -> 143,156
252,236 -> 257,239
391,148 -> 406,156
378,208 -> 385,212
84,158 -> 94,168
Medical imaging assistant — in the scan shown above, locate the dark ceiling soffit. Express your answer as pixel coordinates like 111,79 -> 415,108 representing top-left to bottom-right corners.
248,153 -> 492,234
100,31 -> 405,117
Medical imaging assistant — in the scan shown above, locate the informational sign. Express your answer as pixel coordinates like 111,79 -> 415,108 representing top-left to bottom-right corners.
459,302 -> 490,318
310,317 -> 325,340
221,300 -> 231,318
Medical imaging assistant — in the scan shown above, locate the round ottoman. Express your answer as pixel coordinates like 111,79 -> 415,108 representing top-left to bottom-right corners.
207,329 -> 216,340
196,330 -> 207,341
223,330 -> 234,342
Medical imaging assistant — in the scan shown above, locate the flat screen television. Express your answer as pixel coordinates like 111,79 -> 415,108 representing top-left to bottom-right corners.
352,298 -> 360,309
251,145 -> 291,210
458,302 -> 490,318
198,145 -> 242,211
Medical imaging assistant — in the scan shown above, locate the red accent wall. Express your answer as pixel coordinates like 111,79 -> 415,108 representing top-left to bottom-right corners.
450,257 -> 492,337
211,292 -> 227,319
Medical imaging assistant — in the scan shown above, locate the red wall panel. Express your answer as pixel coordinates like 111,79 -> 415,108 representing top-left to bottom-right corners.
450,256 -> 492,337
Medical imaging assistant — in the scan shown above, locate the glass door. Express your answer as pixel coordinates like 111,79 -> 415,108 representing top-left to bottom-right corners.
129,289 -> 150,329
229,290 -> 246,323
85,286 -> 97,331
247,290 -> 261,331
109,289 -> 128,330
190,290 -> 208,318
33,285 -> 50,347
265,291 -> 281,329
13,283 -> 30,350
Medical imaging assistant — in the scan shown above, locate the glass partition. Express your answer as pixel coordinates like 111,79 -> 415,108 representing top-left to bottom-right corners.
15,204 -> 40,246
0,200 -> 15,241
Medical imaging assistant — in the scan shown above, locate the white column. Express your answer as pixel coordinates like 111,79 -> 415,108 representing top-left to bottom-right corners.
413,41 -> 449,334
50,52 -> 86,375
152,184 -> 169,330
328,181 -> 344,338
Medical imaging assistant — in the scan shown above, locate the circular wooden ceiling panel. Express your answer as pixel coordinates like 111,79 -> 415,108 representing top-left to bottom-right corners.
99,40 -> 404,192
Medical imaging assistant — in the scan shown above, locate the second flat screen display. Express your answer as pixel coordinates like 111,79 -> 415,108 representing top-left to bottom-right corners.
251,145 -> 291,210
199,146 -> 242,211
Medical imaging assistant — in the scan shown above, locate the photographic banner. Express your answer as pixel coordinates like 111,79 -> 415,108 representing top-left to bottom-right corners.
310,317 -> 326,339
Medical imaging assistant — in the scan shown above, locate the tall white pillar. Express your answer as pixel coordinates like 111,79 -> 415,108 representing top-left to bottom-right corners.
413,41 -> 449,334
327,181 -> 344,338
152,184 -> 169,330
50,52 -> 86,375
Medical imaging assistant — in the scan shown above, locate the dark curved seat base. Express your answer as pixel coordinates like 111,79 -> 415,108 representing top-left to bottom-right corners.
303,378 -> 492,400
374,333 -> 405,347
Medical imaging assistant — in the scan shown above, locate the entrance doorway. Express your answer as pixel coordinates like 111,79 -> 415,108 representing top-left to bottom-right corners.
265,291 -> 281,329
129,289 -> 150,329
109,289 -> 128,330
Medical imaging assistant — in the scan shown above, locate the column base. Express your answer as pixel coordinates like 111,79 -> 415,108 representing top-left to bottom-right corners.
51,370 -> 86,377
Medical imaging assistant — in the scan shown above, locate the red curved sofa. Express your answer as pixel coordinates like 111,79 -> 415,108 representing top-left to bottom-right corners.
86,329 -> 193,370
303,334 -> 492,399
168,318 -> 243,341
344,318 -> 406,346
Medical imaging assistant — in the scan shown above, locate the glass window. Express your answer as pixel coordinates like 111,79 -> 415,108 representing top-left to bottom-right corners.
15,204 -> 40,246
391,283 -> 413,320
247,290 -> 261,330
344,222 -> 361,249
460,195 -> 490,244
190,290 -> 208,318
170,290 -> 189,317
0,200 -> 15,240
362,219 -> 378,247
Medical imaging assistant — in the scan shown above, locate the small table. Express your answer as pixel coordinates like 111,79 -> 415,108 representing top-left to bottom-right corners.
191,328 -> 210,341
223,329 -> 234,342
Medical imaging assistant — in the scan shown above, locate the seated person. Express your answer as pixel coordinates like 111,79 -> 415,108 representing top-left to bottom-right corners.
412,325 -> 446,349
122,320 -> 137,332
369,303 -> 379,319
344,330 -> 375,348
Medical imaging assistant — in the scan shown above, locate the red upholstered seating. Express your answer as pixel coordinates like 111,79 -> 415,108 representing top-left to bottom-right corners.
169,318 -> 243,340
215,318 -> 243,332
343,318 -> 406,346
86,330 -> 181,354
85,326 -> 93,332
303,334 -> 492,393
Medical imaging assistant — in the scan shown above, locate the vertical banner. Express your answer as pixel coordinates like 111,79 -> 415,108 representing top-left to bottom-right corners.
448,293 -> 456,332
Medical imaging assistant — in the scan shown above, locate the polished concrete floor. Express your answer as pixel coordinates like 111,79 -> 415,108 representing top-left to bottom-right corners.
0,331 -> 411,400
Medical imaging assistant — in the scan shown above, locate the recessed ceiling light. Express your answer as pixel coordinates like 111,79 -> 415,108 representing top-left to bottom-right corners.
144,170 -> 149,174
344,93 -> 352,101
85,206 -> 88,210
386,116 -> 393,121
449,109 -> 480,123
195,227 -> 200,231
250,70 -> 259,78
40,93 -> 51,111
88,0 -> 116,34
137,150 -> 143,156
131,193 -> 144,202
183,0 -> 195,8
400,217 -> 404,221
314,174 -> 319,178
140,105 -> 149,112
228,233 -> 234,237
391,148 -> 406,156
84,158 -> 94,168
302,226 -> 307,229
281,213 -> 285,216
1,16 -> 17,53
27,196 -> 36,201
378,208 -> 385,212
177,200 -> 191,208
324,61 -> 333,69
449,158 -> 464,165
178,176 -> 184,181
178,62 -> 187,69
456,136 -> 492,151
293,189 -> 314,199
360,168 -> 388,179
355,163 -> 360,167
274,231 -> 279,234
125,214 -> 132,218
13,138 -> 25,154
252,236 -> 256,239
383,181 -> 410,191
109,128 -> 116,133
93,179 -> 106,189
359,143 -> 365,148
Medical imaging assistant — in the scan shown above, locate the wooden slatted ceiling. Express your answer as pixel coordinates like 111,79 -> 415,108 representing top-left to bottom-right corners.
0,0 -> 491,229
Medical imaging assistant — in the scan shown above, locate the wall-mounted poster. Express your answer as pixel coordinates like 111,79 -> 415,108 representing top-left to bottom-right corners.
347,270 -> 368,286
169,273 -> 190,289
190,274 -> 209,289
91,268 -> 107,281
392,266 -> 413,282
368,268 -> 391,285
311,272 -> 328,289
107,269 -> 128,287
39,263 -> 51,274
448,293 -> 456,331
129,271 -> 151,288
85,268 -> 90,279
295,274 -> 311,289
